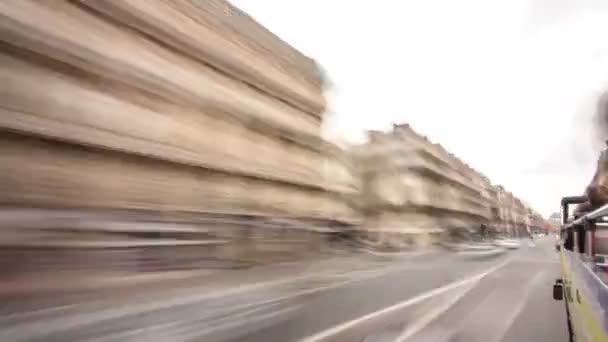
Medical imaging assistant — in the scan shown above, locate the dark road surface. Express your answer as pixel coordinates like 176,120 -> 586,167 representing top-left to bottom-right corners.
0,238 -> 569,342
406,240 -> 569,342
241,238 -> 569,342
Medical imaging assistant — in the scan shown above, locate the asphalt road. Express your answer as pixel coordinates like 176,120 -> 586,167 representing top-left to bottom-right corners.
240,238 -> 569,342
0,238 -> 569,342
404,239 -> 569,342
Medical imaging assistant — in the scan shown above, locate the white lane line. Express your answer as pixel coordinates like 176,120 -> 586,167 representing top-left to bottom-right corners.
1,263 -> 401,341
298,258 -> 512,342
393,280 -> 478,342
428,270 -> 544,342
85,301 -> 302,342
0,304 -> 79,324
191,304 -> 303,339
0,275 -> 318,341
486,271 -> 544,342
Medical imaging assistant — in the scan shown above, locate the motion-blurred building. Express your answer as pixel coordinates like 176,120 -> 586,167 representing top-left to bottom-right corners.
350,124 -> 497,249
0,0 -> 356,287
494,187 -> 543,237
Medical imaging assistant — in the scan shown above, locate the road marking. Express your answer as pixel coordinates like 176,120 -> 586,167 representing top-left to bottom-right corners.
298,258 -> 512,342
486,271 -> 544,342
0,273 -> 325,342
36,263 -> 413,342
0,304 -> 79,324
0,261 -> 404,341
393,280 -> 478,342
86,301 -> 302,342
425,270 -> 544,342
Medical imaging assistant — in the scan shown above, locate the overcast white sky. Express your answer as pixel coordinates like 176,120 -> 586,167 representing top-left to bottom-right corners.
231,0 -> 608,217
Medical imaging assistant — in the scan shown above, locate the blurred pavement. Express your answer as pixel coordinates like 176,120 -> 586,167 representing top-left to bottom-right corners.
0,238 -> 567,342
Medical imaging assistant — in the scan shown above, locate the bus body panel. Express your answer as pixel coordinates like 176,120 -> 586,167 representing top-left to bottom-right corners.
561,248 -> 608,342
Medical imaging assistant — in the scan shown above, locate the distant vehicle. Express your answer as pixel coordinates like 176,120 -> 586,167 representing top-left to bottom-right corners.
493,238 -> 520,249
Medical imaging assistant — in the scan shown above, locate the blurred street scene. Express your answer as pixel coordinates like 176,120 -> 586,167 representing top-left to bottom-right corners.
0,237 -> 565,342
0,0 -> 569,341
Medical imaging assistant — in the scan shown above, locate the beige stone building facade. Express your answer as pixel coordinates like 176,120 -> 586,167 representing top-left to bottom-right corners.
351,124 -> 493,248
350,123 -> 542,248
493,186 -> 542,237
0,0 -> 357,285
0,0 -> 355,224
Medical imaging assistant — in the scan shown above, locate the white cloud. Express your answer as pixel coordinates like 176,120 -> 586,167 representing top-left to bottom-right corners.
230,0 -> 608,216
